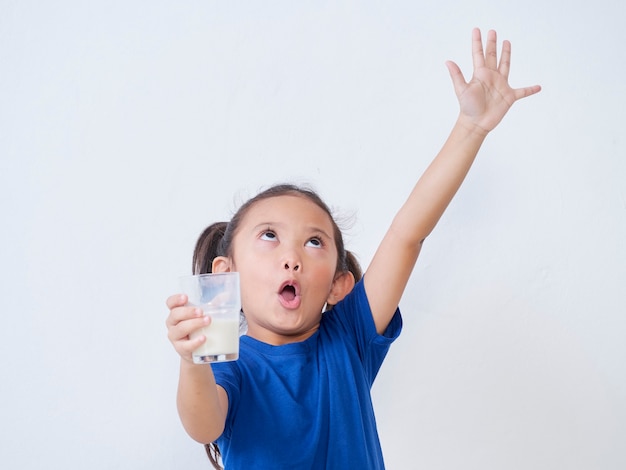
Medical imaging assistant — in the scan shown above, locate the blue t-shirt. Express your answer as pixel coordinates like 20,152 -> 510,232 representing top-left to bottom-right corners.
211,279 -> 402,469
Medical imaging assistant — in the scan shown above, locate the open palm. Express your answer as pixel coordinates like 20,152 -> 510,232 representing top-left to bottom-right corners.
446,29 -> 541,133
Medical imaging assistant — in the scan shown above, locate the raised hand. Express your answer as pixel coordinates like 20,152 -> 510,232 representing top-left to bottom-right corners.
445,28 -> 541,134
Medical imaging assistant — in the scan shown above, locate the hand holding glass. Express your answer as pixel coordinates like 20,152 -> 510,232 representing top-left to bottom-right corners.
179,272 -> 241,364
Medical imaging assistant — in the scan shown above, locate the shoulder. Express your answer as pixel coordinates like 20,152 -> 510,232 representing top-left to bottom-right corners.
324,278 -> 403,343
327,278 -> 370,318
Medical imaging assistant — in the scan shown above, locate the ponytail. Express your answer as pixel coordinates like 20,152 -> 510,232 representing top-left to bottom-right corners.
205,443 -> 223,470
192,222 -> 228,275
344,250 -> 363,283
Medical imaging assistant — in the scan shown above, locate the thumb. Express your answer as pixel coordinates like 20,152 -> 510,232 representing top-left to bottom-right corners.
445,60 -> 467,97
513,84 -> 542,101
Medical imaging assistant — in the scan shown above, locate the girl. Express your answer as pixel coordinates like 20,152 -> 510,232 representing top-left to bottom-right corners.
166,28 -> 541,469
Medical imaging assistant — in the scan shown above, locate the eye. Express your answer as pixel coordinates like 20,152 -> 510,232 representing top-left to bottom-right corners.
305,237 -> 323,248
260,230 -> 277,241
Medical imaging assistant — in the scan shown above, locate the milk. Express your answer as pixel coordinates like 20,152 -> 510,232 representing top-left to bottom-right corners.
190,309 -> 240,363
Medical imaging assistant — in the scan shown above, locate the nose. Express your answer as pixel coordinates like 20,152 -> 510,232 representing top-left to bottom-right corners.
283,260 -> 300,272
282,250 -> 301,272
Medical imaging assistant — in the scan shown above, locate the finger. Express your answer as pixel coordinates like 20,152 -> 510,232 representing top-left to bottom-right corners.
165,304 -> 202,328
498,39 -> 512,79
168,314 -> 211,343
471,28 -> 485,70
484,29 -> 498,70
166,293 -> 187,309
513,84 -> 542,101
180,334 -> 207,355
173,331 -> 208,361
445,60 -> 467,97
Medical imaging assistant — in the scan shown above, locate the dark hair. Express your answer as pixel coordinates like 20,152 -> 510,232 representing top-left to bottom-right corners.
191,184 -> 357,470
204,443 -> 222,470
344,250 -> 363,283
192,221 -> 228,275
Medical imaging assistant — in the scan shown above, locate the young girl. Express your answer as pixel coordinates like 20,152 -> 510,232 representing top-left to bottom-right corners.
166,29 -> 541,469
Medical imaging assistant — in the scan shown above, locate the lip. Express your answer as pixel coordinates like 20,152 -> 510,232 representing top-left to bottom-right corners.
277,279 -> 301,310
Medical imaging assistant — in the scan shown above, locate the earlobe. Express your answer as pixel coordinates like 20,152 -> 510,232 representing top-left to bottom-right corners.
212,256 -> 232,273
326,271 -> 355,305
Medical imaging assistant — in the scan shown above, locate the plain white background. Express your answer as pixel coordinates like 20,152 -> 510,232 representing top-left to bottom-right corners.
1,1 -> 625,469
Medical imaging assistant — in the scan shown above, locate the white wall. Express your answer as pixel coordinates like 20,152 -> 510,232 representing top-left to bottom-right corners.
1,1 -> 624,469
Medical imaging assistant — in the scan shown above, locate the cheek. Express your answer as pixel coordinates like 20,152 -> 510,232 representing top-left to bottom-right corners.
309,259 -> 338,287
234,261 -> 271,304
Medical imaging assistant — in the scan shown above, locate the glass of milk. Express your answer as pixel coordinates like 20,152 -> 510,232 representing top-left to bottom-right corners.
179,272 -> 241,364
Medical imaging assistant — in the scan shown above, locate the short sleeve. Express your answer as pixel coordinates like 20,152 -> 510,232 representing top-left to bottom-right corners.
323,279 -> 402,382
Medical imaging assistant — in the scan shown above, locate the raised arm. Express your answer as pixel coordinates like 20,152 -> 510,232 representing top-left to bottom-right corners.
364,28 -> 541,333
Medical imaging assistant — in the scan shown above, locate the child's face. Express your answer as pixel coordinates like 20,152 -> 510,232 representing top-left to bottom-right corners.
227,195 -> 340,345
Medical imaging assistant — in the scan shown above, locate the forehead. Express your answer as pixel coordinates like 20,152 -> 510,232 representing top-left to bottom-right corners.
241,194 -> 335,230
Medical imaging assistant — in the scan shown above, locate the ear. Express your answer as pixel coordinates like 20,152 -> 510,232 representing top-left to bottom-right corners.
211,256 -> 232,273
326,271 -> 355,306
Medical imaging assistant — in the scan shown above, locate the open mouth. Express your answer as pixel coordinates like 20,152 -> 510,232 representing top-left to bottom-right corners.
278,281 -> 301,309
281,285 -> 296,301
